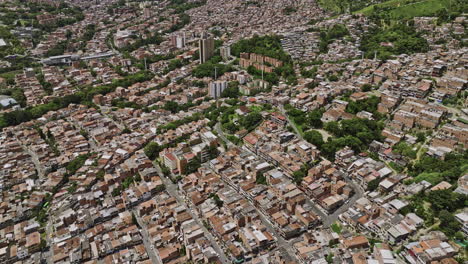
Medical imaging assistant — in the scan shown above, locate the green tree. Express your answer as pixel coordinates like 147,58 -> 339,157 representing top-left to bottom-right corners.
438,210 -> 461,237
304,130 -> 324,147
256,173 -> 267,185
144,142 -> 161,160
367,178 -> 382,192
292,170 -> 306,184
163,101 -> 179,113
307,109 -> 323,128
240,112 -> 262,130
222,122 -> 239,134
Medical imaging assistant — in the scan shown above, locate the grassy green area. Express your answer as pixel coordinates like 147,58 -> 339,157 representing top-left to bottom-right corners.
331,222 -> 342,234
356,0 -> 455,19
317,0 -> 387,14
413,172 -> 444,185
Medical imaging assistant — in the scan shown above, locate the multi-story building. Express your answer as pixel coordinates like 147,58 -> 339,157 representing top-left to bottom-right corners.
199,33 -> 214,64
171,32 -> 186,49
208,80 -> 227,99
220,45 -> 231,60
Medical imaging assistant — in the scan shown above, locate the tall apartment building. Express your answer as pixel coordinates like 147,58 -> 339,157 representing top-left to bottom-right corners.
199,33 -> 214,64
209,80 -> 228,99
220,45 -> 231,61
171,32 -> 186,49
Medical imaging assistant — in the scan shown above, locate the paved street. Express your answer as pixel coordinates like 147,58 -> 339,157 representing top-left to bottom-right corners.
215,122 -> 236,148
45,218 -> 54,264
216,117 -> 365,227
153,163 -> 231,264
278,104 -> 304,140
132,211 -> 162,264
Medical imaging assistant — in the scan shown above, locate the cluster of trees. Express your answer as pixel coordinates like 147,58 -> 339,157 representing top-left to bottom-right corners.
168,0 -> 207,13
37,73 -> 53,95
0,88 -> 26,107
209,193 -> 224,208
144,142 -> 161,161
361,24 -> 429,60
283,6 -> 297,15
319,24 -> 349,53
45,40 -> 69,57
304,130 -> 324,148
112,173 -> 142,196
301,66 -> 318,79
256,173 -> 267,185
138,78 -> 171,95
166,13 -> 190,33
408,151 -> 468,184
404,189 -> 466,238
285,105 -> 324,130
319,118 -> 384,160
316,0 -> 356,14
192,55 -> 235,78
82,24 -> 96,42
0,26 -> 26,58
111,98 -> 142,109
145,135 -> 191,165
367,177 -> 382,191
231,35 -> 297,85
345,95 -> 381,115
364,0 -> 466,23
65,153 -> 92,175
292,163 -> 313,184
158,113 -> 204,132
221,81 -> 241,98
161,100 -> 202,114
246,65 -> 279,85
240,112 -> 263,131
36,5 -> 84,32
119,33 -> 164,53
0,94 -> 81,128
231,35 -> 291,63
161,58 -> 190,75
392,141 -> 417,159
0,71 -> 154,129
185,156 -> 202,175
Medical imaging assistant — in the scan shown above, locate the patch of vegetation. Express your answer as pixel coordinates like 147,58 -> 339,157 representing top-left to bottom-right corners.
319,24 -> 349,53
406,189 -> 467,237
345,95 -> 381,116
409,151 -> 468,184
285,105 -> 324,132
118,33 -> 164,53
304,130 -> 324,147
356,0 -> 466,22
322,118 -> 385,160
256,173 -> 267,185
283,6 -> 297,15
392,141 -> 417,159
168,0 -> 207,13
367,177 -> 382,191
0,71 -> 154,129
330,222 -> 342,233
192,55 -> 235,78
360,24 -> 429,60
66,154 -> 91,175
231,35 -> 297,85
144,142 -> 162,160
318,0 -> 387,14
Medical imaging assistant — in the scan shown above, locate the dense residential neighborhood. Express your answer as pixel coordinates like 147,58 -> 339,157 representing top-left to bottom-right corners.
0,0 -> 467,263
